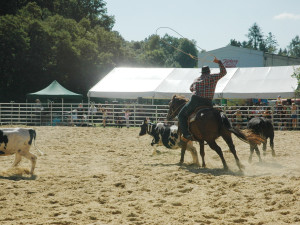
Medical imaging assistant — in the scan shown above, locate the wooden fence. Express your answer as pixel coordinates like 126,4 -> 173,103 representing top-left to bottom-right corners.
0,102 -> 298,130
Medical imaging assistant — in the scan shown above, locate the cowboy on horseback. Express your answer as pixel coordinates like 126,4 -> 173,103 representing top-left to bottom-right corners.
178,57 -> 227,141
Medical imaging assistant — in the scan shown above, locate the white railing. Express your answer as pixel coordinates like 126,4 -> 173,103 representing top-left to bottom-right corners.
0,102 -> 169,127
0,103 -> 298,130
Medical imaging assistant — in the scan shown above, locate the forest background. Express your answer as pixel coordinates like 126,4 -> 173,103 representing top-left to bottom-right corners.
1,0 -> 299,102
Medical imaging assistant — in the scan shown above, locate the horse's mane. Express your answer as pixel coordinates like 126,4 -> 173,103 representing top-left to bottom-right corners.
172,94 -> 188,102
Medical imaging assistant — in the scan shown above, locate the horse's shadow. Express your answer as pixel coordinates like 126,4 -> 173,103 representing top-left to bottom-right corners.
147,162 -> 244,176
0,175 -> 37,181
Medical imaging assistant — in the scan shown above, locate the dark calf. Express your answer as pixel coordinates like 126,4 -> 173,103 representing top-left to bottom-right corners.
247,117 -> 275,162
139,119 -> 200,166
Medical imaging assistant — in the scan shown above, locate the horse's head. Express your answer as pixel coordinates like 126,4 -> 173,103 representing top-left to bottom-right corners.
167,95 -> 188,120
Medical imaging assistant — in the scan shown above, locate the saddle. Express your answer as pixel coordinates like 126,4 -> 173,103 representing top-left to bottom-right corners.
186,106 -> 226,140
188,105 -> 214,123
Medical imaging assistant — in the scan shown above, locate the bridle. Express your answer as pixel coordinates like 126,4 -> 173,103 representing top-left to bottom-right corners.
167,101 -> 187,119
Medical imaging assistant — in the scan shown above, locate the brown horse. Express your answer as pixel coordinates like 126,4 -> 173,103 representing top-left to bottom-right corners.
167,95 -> 264,171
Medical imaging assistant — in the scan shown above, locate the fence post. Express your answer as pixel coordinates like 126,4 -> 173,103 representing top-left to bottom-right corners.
134,104 -> 136,127
155,105 -> 158,123
50,101 -> 53,126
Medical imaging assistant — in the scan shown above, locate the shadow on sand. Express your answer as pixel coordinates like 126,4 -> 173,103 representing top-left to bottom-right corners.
0,174 -> 37,181
147,162 -> 244,176
0,168 -> 37,181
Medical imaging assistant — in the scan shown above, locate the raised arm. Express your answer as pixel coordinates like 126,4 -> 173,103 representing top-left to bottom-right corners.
212,57 -> 227,78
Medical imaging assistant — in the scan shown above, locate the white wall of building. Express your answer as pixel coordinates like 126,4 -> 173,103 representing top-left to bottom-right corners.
264,53 -> 300,66
198,45 -> 300,69
198,46 -> 264,68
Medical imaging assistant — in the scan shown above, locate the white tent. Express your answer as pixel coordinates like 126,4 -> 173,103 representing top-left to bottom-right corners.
88,65 -> 299,100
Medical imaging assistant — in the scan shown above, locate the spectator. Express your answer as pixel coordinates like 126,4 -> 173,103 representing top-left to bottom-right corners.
291,103 -> 298,129
34,99 -> 43,125
99,105 -> 108,128
124,110 -> 131,128
89,103 -> 97,123
71,109 -> 78,126
234,109 -> 243,128
35,99 -> 43,111
77,103 -> 85,126
276,95 -> 282,106
263,108 -> 272,119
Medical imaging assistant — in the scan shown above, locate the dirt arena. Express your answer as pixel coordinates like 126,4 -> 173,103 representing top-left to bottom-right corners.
0,126 -> 299,225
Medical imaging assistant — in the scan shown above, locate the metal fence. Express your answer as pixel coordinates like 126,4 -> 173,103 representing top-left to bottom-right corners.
0,102 -> 299,130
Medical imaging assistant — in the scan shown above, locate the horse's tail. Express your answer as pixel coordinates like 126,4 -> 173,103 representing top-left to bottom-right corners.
220,111 -> 265,145
228,127 -> 265,145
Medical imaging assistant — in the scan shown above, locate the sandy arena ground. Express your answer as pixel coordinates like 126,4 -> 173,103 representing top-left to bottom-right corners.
0,126 -> 299,225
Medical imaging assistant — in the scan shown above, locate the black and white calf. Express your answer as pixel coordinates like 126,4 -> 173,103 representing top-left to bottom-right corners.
139,119 -> 200,166
0,128 -> 43,174
247,117 -> 275,162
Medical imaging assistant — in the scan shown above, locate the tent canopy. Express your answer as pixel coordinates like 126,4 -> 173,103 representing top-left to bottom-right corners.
88,65 -> 299,100
27,80 -> 82,101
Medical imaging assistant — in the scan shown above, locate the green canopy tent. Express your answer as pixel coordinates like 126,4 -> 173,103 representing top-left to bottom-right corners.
26,80 -> 83,103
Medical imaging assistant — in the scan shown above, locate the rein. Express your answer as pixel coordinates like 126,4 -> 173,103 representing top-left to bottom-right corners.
168,101 -> 187,119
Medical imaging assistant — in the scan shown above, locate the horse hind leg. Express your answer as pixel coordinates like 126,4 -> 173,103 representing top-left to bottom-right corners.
179,141 -> 187,165
207,140 -> 228,171
199,140 -> 206,168
221,131 -> 244,170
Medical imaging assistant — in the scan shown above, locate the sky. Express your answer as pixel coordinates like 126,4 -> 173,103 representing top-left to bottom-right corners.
105,0 -> 300,51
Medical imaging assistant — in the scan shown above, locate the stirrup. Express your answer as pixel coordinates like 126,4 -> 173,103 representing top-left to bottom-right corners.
181,135 -> 192,142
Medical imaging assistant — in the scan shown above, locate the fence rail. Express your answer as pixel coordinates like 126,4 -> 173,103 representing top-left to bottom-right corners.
0,103 -> 299,130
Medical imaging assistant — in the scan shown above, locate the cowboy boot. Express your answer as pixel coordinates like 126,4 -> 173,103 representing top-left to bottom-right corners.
178,112 -> 192,141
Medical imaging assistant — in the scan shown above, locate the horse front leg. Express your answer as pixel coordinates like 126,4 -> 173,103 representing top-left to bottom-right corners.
179,141 -> 187,165
186,141 -> 200,166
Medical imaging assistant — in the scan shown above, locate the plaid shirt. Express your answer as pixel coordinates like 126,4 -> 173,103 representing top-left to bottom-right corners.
190,61 -> 227,100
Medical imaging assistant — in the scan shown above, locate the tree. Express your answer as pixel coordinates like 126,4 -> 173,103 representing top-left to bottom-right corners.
229,39 -> 242,47
246,23 -> 264,50
0,2 -> 126,101
278,48 -> 288,56
265,32 -> 278,54
174,39 -> 198,68
0,0 -> 115,30
288,35 -> 300,57
291,67 -> 300,97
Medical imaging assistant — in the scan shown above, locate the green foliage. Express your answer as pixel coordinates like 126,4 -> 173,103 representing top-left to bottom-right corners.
288,35 -> 300,57
174,39 -> 198,68
229,39 -> 242,47
0,0 -> 114,30
246,23 -> 264,50
125,34 -> 198,68
291,67 -> 300,97
229,23 -> 300,57
0,1 -> 123,102
265,32 -> 278,54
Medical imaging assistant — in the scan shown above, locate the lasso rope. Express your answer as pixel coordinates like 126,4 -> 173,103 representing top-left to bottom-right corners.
155,27 -> 216,63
